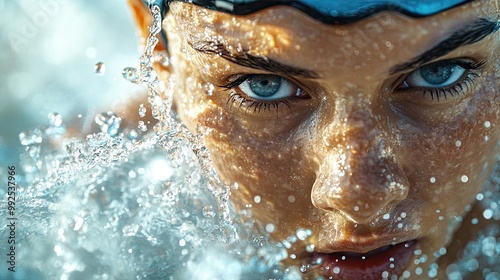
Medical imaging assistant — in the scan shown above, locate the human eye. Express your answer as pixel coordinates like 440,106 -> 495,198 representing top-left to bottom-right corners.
221,74 -> 310,114
395,58 -> 485,103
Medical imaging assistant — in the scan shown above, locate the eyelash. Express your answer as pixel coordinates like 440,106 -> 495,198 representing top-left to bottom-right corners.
395,58 -> 485,102
220,74 -> 303,113
218,58 -> 486,114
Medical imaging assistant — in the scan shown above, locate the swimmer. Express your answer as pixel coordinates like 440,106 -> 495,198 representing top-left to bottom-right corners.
128,0 -> 499,279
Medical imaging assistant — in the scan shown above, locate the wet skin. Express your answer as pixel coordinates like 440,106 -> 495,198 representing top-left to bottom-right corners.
130,0 -> 499,278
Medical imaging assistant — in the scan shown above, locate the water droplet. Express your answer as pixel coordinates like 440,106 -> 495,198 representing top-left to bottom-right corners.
333,266 -> 340,274
139,104 -> 147,118
86,132 -> 110,147
122,67 -> 139,83
179,239 -> 186,247
299,265 -> 307,273
455,140 -> 462,148
202,205 -> 216,218
353,205 -> 360,211
288,195 -> 296,203
471,218 -> 478,224
483,209 -> 493,219
138,121 -> 147,132
461,175 -> 469,183
476,193 -> 484,201
265,223 -> 275,233
484,121 -> 491,128
203,83 -> 215,96
383,213 -> 390,220
48,112 -> 63,127
95,112 -> 122,136
430,177 -> 436,183
122,224 -> 139,237
296,229 -> 310,241
19,129 -> 43,146
94,61 -> 105,75
306,244 -> 315,253
253,195 -> 261,203
154,51 -> 170,67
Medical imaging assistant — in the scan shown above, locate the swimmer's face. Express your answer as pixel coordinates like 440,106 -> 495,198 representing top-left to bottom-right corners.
132,0 -> 499,278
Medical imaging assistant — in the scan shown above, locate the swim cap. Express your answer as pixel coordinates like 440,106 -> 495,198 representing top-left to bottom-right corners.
146,0 -> 473,24
143,0 -> 473,50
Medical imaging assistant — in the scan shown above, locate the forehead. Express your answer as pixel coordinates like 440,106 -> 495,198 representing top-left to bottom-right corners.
166,1 -> 498,80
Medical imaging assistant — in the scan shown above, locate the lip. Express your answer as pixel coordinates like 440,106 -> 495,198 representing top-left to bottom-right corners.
311,240 -> 418,280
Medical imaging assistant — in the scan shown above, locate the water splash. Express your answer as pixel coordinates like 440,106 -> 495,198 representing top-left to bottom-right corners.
2,4 -> 498,280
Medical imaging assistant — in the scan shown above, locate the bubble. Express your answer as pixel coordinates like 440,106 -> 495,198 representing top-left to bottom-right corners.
484,121 -> 491,128
19,129 -> 43,146
287,195 -> 296,203
94,61 -> 105,75
430,177 -> 436,183
383,213 -> 390,220
461,175 -> 469,183
455,140 -> 462,148
299,265 -> 307,273
253,195 -> 261,203
471,218 -> 479,225
333,266 -> 340,274
353,205 -> 360,211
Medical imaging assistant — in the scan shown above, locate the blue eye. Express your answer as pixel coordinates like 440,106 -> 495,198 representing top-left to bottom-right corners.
237,74 -> 303,101
401,61 -> 466,89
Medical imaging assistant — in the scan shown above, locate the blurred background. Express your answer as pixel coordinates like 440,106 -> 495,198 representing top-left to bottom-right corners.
0,0 -> 143,167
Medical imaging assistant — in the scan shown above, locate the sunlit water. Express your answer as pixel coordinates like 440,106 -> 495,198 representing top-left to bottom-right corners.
1,5 -> 499,280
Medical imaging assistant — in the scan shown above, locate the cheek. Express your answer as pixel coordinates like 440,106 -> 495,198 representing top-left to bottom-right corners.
398,77 -> 499,215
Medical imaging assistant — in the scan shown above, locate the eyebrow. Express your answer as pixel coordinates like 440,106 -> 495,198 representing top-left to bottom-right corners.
390,18 -> 499,74
189,41 -> 320,79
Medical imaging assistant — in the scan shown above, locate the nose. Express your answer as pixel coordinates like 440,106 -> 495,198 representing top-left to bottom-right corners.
310,110 -> 409,224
